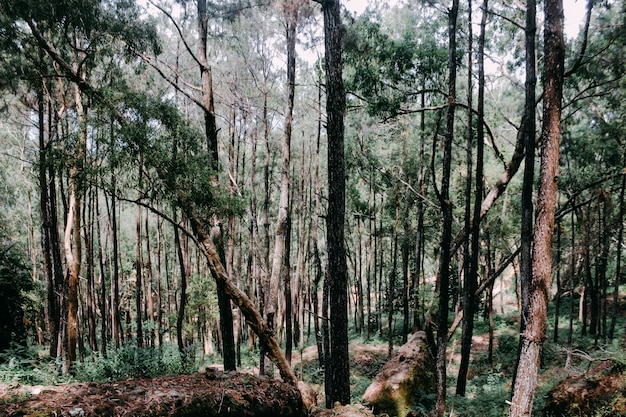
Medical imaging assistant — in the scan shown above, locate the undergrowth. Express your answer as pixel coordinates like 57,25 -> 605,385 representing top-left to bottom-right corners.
0,342 -> 201,386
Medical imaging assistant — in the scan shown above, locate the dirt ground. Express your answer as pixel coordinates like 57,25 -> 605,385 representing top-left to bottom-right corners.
0,369 -> 303,417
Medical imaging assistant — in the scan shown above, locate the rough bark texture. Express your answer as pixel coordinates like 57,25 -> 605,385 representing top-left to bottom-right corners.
509,0 -> 564,415
0,370 -> 304,417
65,79 -> 86,373
362,332 -> 435,417
186,212 -> 298,386
321,0 -> 350,407
511,0 -> 537,393
197,0 -> 236,372
432,0 -> 458,414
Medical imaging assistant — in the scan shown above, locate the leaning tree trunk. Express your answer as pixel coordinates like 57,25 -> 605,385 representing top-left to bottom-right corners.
509,0 -> 564,414
184,211 -> 298,386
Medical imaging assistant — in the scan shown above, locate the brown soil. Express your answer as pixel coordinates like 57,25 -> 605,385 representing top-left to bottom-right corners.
0,369 -> 303,417
543,359 -> 626,417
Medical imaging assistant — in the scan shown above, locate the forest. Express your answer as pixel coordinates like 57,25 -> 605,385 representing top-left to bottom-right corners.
0,0 -> 625,416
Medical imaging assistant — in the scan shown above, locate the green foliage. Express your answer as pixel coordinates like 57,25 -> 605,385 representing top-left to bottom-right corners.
343,5 -> 447,118
0,342 -> 200,386
495,332 -> 519,373
0,242 -> 33,352
449,368 -> 509,417
108,91 -> 245,221
74,343 -> 198,381
0,344 -> 62,386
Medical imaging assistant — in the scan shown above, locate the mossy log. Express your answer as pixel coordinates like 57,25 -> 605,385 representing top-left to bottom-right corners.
362,332 -> 435,417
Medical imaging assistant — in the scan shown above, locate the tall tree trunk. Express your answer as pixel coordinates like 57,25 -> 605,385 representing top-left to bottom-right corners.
174,214 -> 188,358
553,220 -> 562,343
413,89 -> 427,332
197,0 -> 236,369
509,0 -> 564,414
457,0 -> 488,395
457,0 -> 474,396
65,78 -> 86,374
145,212 -> 156,347
38,73 -> 59,359
598,193 -> 610,345
312,73 -> 324,367
95,189 -> 107,357
565,203 -> 576,368
265,0 -> 298,368
609,172 -> 625,339
320,0 -> 350,407
511,0 -> 537,393
109,122 -> 122,348
284,205 -> 293,364
135,162 -> 144,348
86,187 -> 98,352
432,0 -> 459,414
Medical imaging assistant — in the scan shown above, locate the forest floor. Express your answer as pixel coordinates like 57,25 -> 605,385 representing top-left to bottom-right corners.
0,342 -> 391,417
0,368 -> 303,417
3,288 -> 626,417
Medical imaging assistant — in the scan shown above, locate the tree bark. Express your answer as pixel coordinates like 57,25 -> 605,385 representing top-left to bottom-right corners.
432,0 -> 458,414
320,0 -> 350,407
196,0 -> 236,371
609,172 -> 625,339
509,0 -> 564,414
185,212 -> 298,386
512,0 -> 537,393
174,214 -> 189,358
65,77 -> 86,374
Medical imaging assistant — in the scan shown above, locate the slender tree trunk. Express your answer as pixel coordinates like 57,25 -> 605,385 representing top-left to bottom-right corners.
598,194 -> 610,345
553,220 -> 562,343
135,164 -> 144,348
457,0 -> 488,395
109,124 -> 121,348
432,0 -> 458,414
413,89 -> 427,332
174,214 -> 189,358
95,189 -> 107,357
284,206 -> 293,364
312,73 -> 324,367
509,0 -> 564,414
512,0 -> 538,394
388,206 -> 400,358
566,203 -> 575,368
145,212 -> 156,347
86,187 -> 98,352
609,172 -> 625,339
265,0 -> 298,369
38,74 -> 60,359
457,0 -> 474,396
156,218 -> 165,347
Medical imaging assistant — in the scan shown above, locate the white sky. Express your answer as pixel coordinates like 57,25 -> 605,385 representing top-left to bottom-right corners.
344,0 -> 589,39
